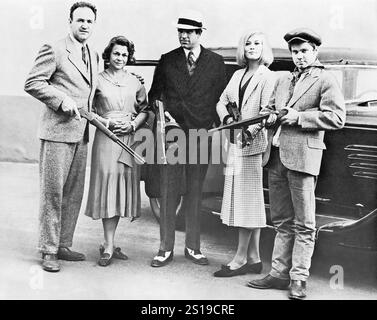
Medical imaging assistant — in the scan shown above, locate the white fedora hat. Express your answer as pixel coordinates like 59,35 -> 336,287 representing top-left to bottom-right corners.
175,9 -> 206,30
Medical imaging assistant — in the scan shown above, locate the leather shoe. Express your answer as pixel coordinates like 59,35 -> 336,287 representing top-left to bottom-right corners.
99,245 -> 128,260
98,252 -> 113,267
57,247 -> 86,261
247,274 -> 290,290
42,253 -> 60,272
215,262 -> 262,277
151,250 -> 173,267
184,248 -> 209,265
288,280 -> 307,300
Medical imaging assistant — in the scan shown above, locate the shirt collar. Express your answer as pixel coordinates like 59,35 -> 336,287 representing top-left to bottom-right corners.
183,45 -> 201,61
69,33 -> 87,53
293,59 -> 324,78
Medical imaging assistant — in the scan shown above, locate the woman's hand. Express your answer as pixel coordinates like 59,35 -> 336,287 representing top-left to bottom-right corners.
108,119 -> 121,131
112,121 -> 133,135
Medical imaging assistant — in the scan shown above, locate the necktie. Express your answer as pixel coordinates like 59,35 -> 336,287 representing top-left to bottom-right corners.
82,45 -> 88,71
187,51 -> 196,75
187,51 -> 195,67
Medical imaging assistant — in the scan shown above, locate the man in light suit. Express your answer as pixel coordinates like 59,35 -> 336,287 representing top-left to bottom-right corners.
24,2 -> 99,272
146,10 -> 227,267
247,28 -> 346,299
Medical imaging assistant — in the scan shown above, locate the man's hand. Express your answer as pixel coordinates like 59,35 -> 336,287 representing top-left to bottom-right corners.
280,108 -> 299,125
131,72 -> 145,85
61,96 -> 81,120
264,113 -> 278,126
259,109 -> 277,127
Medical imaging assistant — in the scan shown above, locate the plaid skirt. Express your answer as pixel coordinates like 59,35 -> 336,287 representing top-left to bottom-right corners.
220,146 -> 266,228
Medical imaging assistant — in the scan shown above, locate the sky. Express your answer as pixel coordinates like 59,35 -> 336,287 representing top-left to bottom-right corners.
1,0 -> 377,95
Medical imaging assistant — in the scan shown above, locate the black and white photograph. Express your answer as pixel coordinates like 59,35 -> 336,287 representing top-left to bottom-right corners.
0,0 -> 376,306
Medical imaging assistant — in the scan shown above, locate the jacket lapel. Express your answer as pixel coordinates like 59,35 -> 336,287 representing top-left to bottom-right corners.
187,46 -> 209,90
286,68 -> 320,108
174,48 -> 191,95
241,65 -> 267,108
66,36 -> 91,84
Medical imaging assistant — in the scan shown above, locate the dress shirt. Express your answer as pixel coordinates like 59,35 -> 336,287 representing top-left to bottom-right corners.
183,46 -> 201,63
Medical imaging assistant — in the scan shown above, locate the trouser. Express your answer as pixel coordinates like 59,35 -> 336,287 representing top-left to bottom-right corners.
159,163 -> 209,251
159,134 -> 211,252
268,147 -> 317,281
38,139 -> 87,254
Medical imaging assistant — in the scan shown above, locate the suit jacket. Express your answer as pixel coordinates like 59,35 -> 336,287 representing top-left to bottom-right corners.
148,46 -> 227,130
145,46 -> 226,198
217,65 -> 276,156
263,64 -> 346,176
24,35 -> 99,143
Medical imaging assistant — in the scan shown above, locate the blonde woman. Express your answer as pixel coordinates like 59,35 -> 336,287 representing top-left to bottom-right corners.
214,31 -> 276,277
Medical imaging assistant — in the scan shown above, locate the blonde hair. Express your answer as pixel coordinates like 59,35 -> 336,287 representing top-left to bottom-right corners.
236,31 -> 274,67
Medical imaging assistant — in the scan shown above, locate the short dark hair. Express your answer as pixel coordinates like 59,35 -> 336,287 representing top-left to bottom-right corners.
102,36 -> 136,66
177,28 -> 202,35
70,2 -> 97,20
288,39 -> 317,52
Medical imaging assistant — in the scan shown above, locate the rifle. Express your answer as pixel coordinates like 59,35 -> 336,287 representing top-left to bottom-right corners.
79,109 -> 146,165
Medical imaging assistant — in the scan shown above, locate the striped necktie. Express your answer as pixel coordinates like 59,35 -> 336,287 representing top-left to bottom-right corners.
187,51 -> 196,75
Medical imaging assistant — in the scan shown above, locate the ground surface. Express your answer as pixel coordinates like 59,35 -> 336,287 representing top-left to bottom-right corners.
0,162 -> 376,300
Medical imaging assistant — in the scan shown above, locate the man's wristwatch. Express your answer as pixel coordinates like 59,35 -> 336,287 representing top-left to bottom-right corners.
130,120 -> 137,132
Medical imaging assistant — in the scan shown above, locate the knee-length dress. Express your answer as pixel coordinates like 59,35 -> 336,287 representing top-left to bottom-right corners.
216,66 -> 276,228
85,70 -> 147,220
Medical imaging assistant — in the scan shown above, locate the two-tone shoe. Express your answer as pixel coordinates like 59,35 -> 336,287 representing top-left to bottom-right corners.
151,250 -> 173,267
184,248 -> 209,265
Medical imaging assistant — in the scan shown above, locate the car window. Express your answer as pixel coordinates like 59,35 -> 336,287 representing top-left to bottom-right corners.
327,66 -> 377,102
354,68 -> 377,101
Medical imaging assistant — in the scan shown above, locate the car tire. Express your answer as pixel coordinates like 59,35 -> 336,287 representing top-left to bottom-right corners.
149,197 -> 185,230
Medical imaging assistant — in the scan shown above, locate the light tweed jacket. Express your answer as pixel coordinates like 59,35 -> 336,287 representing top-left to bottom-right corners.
217,65 -> 276,156
262,65 -> 346,176
24,35 -> 99,143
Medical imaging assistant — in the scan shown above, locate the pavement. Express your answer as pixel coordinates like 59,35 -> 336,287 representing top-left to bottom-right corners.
0,162 -> 376,300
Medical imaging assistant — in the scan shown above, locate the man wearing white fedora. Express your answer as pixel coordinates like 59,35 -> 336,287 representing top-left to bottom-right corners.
147,9 -> 227,267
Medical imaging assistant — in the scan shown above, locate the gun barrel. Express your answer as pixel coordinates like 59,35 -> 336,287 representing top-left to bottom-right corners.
79,109 -> 146,164
208,113 -> 269,134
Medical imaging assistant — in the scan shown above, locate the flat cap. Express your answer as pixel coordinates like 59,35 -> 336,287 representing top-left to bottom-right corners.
284,28 -> 322,46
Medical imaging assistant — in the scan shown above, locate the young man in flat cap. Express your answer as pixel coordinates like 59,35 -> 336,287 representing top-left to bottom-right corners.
146,10 -> 227,267
247,28 -> 346,299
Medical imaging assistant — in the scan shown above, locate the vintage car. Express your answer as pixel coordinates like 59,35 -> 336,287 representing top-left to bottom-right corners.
131,47 -> 377,251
